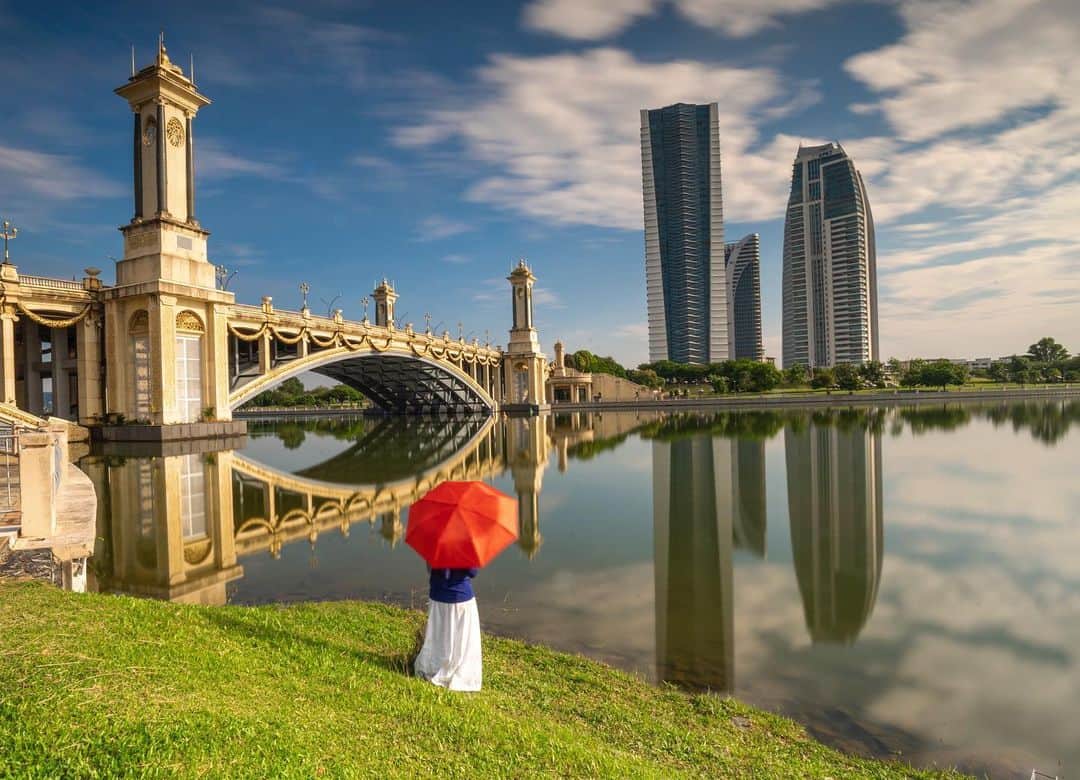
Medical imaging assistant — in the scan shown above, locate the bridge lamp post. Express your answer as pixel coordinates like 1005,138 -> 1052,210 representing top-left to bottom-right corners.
299,282 -> 310,313
360,296 -> 370,324
321,294 -> 341,319
215,264 -> 237,291
1,220 -> 17,266
424,313 -> 432,335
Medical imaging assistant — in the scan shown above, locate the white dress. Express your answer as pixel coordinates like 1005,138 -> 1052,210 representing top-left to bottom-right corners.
414,597 -> 483,692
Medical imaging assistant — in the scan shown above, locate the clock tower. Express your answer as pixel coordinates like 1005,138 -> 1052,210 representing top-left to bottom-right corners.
114,36 -> 212,286
103,37 -> 234,428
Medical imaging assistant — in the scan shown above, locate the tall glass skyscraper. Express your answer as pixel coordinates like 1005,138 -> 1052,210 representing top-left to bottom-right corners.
641,103 -> 728,365
724,233 -> 764,361
782,143 -> 879,369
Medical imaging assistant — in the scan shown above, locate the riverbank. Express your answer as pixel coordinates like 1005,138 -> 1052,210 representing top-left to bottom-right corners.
551,385 -> 1080,413
0,582 -> 961,778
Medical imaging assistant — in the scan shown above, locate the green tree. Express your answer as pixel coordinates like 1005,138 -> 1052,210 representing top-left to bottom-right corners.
627,368 -> 663,389
833,363 -> 862,391
859,360 -> 886,388
921,360 -> 962,390
1007,355 -> 1032,384
1027,337 -> 1069,363
782,363 -> 809,386
886,357 -> 902,377
810,367 -> 835,389
279,377 -> 305,399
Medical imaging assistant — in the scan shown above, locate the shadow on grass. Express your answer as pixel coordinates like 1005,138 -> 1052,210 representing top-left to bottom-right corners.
202,609 -> 426,678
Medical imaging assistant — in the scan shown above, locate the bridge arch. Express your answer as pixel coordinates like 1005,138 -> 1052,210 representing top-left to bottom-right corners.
228,342 -> 499,415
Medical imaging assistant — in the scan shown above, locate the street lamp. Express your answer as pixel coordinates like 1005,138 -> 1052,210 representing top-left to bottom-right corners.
215,264 -> 237,291
299,282 -> 310,311
1,220 -> 17,266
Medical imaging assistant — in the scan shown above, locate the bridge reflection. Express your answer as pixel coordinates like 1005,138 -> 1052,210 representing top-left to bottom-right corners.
85,409 -> 887,679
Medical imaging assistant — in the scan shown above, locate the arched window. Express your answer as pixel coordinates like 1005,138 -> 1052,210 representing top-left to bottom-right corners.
129,310 -> 151,420
175,311 -> 205,423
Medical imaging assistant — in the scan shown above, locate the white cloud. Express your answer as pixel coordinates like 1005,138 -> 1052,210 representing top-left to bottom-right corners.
524,0 -> 655,40
0,144 -> 122,201
198,139 -> 287,181
839,0 -> 1080,358
523,0 -> 842,40
440,253 -> 472,264
395,48 -> 810,230
414,214 -> 473,241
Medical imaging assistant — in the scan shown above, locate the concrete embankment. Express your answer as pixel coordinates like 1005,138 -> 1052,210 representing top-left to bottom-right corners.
550,386 -> 1080,413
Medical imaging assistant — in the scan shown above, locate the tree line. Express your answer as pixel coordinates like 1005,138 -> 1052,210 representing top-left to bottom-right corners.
564,337 -> 1073,394
242,377 -> 367,409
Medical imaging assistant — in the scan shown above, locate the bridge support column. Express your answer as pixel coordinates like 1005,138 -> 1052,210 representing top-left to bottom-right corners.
75,315 -> 103,424
0,308 -> 17,405
258,330 -> 272,376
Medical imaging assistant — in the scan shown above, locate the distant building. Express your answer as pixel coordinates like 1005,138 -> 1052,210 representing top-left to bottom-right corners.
641,103 -> 728,365
782,143 -> 879,369
724,233 -> 764,361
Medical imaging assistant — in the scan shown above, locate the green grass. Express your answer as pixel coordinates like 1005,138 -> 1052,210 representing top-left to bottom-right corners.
0,582 -> 962,779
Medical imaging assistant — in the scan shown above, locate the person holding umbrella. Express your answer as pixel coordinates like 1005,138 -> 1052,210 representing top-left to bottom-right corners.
407,481 -> 518,692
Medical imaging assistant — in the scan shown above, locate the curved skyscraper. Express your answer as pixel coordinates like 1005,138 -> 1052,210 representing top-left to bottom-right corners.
782,143 -> 878,369
724,233 -> 764,361
641,103 -> 728,365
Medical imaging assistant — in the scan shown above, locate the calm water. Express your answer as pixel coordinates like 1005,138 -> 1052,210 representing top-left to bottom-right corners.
84,400 -> 1080,777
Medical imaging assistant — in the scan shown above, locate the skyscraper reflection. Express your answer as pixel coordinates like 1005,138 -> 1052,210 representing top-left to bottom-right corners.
652,434 -> 735,692
785,415 -> 884,643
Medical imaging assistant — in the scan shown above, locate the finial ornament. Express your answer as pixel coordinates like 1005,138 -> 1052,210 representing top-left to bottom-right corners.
1,220 -> 18,266
299,281 -> 310,310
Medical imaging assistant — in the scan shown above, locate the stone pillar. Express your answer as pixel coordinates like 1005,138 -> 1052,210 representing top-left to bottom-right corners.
22,322 -> 43,415
258,330 -> 272,376
152,295 -> 176,425
51,327 -> 70,419
76,316 -> 103,424
210,451 -> 237,571
18,429 -> 60,539
206,305 -> 232,421
0,309 -> 16,404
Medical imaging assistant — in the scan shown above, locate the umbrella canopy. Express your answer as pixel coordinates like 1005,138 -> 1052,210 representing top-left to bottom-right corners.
406,481 -> 518,568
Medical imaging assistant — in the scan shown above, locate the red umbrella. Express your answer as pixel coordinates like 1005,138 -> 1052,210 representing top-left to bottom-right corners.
406,481 -> 518,568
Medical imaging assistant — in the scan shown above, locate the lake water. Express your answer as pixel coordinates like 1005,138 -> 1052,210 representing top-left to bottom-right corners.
83,400 -> 1080,777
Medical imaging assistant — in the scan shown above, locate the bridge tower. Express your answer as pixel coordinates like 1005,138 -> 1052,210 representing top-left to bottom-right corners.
372,279 -> 397,328
502,260 -> 549,413
104,38 -> 235,428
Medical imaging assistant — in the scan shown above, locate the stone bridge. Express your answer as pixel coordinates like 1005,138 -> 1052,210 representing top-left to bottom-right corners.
0,41 -> 550,435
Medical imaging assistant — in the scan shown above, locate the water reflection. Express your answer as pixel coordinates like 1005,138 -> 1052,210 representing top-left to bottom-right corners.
82,399 -> 1080,774
786,412 -> 883,643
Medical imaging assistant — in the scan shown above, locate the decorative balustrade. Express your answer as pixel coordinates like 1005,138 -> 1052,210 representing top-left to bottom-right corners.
17,275 -> 87,293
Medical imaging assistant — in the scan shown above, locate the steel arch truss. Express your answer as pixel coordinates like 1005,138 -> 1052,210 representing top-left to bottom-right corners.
312,354 -> 490,415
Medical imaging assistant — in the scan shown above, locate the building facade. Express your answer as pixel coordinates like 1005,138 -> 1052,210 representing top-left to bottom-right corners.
641,103 -> 728,365
724,233 -> 764,361
781,143 -> 879,369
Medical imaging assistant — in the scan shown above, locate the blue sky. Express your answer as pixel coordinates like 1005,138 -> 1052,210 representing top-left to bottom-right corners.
2,0 -> 1078,366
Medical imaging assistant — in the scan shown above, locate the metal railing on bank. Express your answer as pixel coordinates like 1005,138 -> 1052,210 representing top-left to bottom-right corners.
0,423 -> 21,517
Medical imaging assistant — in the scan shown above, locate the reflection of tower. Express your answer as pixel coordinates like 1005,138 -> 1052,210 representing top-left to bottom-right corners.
379,506 -> 403,547
785,419 -> 883,643
89,449 -> 242,604
731,439 -> 767,557
653,434 -> 733,692
506,415 -> 549,558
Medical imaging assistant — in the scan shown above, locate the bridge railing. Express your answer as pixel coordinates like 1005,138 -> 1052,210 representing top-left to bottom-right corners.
17,275 -> 88,293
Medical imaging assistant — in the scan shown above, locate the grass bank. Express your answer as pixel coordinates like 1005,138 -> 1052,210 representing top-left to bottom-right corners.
0,582 -> 959,778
